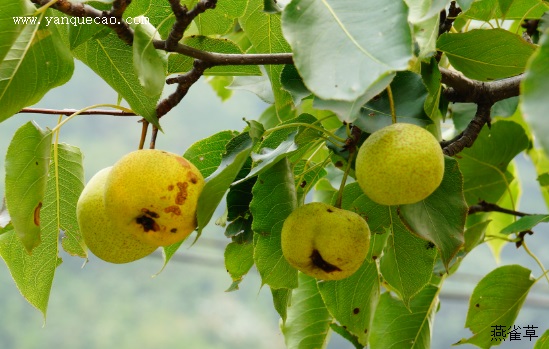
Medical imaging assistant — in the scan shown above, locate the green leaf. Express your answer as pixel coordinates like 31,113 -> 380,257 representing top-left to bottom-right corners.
183,130 -> 239,178
207,76 -> 233,101
224,241 -> 254,291
240,0 -> 292,109
521,29 -> 549,157
0,11 -> 74,123
294,160 -> 327,206
251,158 -> 298,289
534,329 -> 549,349
500,214 -> 549,235
132,20 -> 166,97
53,144 -> 86,258
399,157 -> 467,269
124,0 -> 174,39
0,225 -> 61,319
421,58 -> 443,122
369,286 -> 439,349
457,265 -> 535,347
196,132 -> 254,236
5,122 -> 52,252
281,273 -> 332,349
71,31 -> 161,128
168,36 -> 261,76
355,71 -> 433,134
329,324 -> 362,349
192,0 -> 248,35
318,261 -> 380,345
437,29 -> 536,81
405,0 -> 449,23
380,209 -> 437,305
457,120 -> 529,205
0,0 -> 34,62
280,64 -> 310,106
462,0 -> 549,21
464,220 -> 491,253
282,0 -> 412,101
271,287 -> 292,323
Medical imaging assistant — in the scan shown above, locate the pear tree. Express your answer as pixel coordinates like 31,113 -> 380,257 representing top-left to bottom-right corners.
2,0 -> 549,348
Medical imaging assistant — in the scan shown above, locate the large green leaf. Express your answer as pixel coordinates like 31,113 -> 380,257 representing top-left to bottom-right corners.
281,273 -> 332,349
53,144 -> 86,258
0,10 -> 74,123
437,29 -> 536,81
4,122 -> 52,252
168,36 -> 261,76
462,0 -> 549,21
250,158 -> 298,289
224,241 -> 254,291
535,330 -> 549,349
71,31 -> 160,128
318,261 -> 380,346
132,20 -> 166,97
369,286 -> 439,349
399,157 -> 467,269
282,0 -> 412,101
457,120 -> 529,205
240,0 -> 293,110
500,214 -> 549,235
379,209 -> 437,305
521,29 -> 549,157
355,71 -> 433,134
183,130 -> 239,178
457,265 -> 535,348
196,132 -> 254,236
0,0 -> 34,62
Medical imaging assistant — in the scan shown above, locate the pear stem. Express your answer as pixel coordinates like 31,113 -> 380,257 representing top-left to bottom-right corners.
387,85 -> 397,124
334,147 -> 357,209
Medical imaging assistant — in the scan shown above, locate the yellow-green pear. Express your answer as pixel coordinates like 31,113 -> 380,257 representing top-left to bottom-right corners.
77,167 -> 157,263
281,202 -> 370,281
355,123 -> 444,206
104,149 -> 205,247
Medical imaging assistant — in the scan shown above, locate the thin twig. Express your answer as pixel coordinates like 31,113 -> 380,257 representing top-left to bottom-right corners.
139,120 -> 149,150
468,200 -> 531,217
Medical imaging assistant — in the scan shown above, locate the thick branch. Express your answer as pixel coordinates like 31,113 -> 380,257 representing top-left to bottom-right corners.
440,67 -> 522,104
468,200 -> 530,217
439,1 -> 461,36
18,108 -> 137,116
442,103 -> 492,156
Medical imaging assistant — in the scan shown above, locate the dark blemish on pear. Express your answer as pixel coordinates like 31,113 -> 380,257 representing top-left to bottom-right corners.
327,208 -> 333,213
353,308 -> 360,315
170,228 -> 177,233
176,157 -> 191,169
175,182 -> 188,204
136,215 -> 160,232
187,172 -> 198,184
34,202 -> 42,225
168,184 -> 174,191
311,249 -> 341,273
141,208 -> 159,218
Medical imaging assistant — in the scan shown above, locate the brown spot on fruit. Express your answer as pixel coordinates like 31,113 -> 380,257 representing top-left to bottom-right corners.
353,308 -> 360,314
34,202 -> 42,225
140,208 -> 159,218
175,182 -> 188,205
187,172 -> 198,184
176,157 -> 191,168
170,228 -> 177,233
136,215 -> 160,232
168,185 -> 174,191
311,249 -> 341,273
327,208 -> 333,213
164,205 -> 181,215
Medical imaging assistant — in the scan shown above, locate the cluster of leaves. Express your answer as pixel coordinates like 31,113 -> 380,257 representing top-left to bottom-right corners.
2,0 -> 549,348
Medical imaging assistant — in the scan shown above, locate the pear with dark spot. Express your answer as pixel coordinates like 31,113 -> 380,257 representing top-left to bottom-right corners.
104,149 -> 204,247
77,167 -> 157,263
281,202 -> 370,281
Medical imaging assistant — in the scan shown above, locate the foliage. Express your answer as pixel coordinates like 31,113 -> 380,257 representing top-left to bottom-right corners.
1,0 -> 549,348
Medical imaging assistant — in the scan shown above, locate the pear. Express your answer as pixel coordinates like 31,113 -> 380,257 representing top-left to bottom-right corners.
355,123 -> 444,206
104,149 -> 205,247
281,202 -> 370,281
77,167 -> 157,263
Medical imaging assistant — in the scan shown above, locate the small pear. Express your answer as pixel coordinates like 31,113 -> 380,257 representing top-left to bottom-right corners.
281,202 -> 370,281
355,123 -> 444,206
104,149 -> 205,247
77,167 -> 157,263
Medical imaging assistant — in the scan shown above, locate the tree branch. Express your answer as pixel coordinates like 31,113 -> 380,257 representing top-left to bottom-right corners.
468,200 -> 530,217
18,108 -> 137,116
442,102 -> 492,156
438,1 -> 461,36
165,0 -> 217,51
